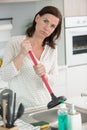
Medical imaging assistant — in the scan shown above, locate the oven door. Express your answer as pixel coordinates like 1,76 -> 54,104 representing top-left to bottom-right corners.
65,27 -> 87,66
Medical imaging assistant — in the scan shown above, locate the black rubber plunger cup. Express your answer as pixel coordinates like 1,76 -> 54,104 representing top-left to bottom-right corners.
29,51 -> 67,109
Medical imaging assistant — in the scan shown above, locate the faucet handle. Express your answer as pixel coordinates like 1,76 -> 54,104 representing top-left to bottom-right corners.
81,93 -> 87,97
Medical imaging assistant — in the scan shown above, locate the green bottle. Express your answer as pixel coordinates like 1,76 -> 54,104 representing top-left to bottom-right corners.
58,100 -> 68,130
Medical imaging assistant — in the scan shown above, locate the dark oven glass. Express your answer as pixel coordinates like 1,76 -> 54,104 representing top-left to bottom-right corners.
73,35 -> 87,54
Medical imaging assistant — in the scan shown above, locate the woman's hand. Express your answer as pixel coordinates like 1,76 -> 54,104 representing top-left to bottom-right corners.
13,38 -> 32,70
20,38 -> 32,56
33,63 -> 47,77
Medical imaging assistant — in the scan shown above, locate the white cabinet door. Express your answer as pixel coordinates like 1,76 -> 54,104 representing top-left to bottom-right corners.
53,66 -> 68,97
67,65 -> 87,98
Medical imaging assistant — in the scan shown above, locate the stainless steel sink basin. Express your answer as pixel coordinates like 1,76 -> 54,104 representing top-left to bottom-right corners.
29,108 -> 87,124
29,108 -> 58,123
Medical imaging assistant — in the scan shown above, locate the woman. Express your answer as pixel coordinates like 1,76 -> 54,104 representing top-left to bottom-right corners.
0,6 -> 62,110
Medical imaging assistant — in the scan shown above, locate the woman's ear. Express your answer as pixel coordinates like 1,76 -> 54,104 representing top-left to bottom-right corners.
35,14 -> 40,23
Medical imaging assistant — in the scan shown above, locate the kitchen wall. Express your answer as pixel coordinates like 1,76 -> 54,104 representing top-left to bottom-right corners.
0,0 -> 65,65
0,0 -> 87,104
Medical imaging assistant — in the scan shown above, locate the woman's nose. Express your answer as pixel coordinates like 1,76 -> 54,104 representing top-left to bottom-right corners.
44,24 -> 51,31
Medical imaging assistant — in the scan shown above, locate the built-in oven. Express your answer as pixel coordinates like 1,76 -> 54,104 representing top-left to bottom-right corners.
65,16 -> 87,66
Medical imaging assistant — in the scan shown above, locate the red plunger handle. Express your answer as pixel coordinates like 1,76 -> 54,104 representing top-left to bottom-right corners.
29,51 -> 53,94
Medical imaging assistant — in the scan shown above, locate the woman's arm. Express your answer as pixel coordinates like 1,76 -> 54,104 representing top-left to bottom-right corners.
0,40 -> 20,81
0,36 -> 32,81
13,38 -> 32,70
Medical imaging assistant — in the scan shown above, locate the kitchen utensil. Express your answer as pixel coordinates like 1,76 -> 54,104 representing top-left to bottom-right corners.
11,93 -> 16,127
6,95 -> 11,128
0,104 -> 3,118
3,99 -> 7,128
0,89 -> 13,106
29,51 -> 67,109
14,103 -> 24,122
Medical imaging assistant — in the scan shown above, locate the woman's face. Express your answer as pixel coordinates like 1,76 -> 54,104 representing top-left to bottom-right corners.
35,13 -> 60,39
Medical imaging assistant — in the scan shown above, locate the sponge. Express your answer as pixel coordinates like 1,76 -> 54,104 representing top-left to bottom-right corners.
31,121 -> 50,129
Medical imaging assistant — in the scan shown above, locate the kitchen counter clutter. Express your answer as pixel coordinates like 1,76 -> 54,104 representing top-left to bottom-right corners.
24,97 -> 87,130
0,79 -> 87,129
0,96 -> 87,130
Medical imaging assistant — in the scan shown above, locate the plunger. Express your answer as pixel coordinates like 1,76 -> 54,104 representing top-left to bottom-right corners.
29,51 -> 67,109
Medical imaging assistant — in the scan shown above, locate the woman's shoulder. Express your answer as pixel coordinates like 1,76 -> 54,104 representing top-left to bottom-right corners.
10,35 -> 26,44
46,44 -> 57,52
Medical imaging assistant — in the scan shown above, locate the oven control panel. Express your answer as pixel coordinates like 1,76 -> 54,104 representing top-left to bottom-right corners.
65,16 -> 87,28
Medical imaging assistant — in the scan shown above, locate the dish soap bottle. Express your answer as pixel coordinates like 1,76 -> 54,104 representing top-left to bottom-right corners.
57,100 -> 68,130
67,104 -> 82,130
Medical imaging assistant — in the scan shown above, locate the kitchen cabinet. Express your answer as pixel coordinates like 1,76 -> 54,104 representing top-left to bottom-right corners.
67,65 -> 87,98
0,0 -> 41,3
54,65 -> 87,98
64,0 -> 87,16
53,66 -> 68,97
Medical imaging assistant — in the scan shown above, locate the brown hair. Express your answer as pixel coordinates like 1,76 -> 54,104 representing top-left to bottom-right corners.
26,6 -> 62,49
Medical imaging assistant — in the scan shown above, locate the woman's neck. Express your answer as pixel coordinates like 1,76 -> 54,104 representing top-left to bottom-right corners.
28,36 -> 44,60
30,37 -> 44,47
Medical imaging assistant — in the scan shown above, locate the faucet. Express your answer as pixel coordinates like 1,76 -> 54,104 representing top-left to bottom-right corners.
81,93 -> 87,97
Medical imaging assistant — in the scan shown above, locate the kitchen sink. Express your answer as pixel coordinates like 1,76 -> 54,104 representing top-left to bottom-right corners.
29,108 -> 58,123
27,97 -> 87,130
29,108 -> 87,124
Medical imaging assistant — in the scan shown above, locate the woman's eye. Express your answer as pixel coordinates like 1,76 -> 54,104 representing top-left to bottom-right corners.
51,24 -> 56,29
43,19 -> 48,23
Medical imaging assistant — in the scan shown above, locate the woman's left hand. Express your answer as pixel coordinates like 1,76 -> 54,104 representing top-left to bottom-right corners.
33,63 -> 46,77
